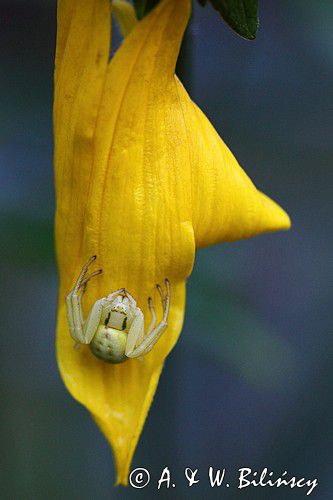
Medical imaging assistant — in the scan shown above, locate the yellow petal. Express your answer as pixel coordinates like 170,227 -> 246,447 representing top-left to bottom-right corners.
54,0 -> 290,486
175,81 -> 290,246
54,0 -> 111,272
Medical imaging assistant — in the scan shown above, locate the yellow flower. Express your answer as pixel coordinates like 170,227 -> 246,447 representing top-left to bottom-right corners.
54,0 -> 290,486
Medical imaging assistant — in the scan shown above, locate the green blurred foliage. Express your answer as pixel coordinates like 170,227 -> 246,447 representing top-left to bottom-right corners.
133,0 -> 159,19
0,212 -> 54,269
189,277 -> 299,390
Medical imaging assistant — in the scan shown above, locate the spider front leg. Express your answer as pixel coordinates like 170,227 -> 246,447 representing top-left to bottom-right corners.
66,256 -> 102,343
126,279 -> 170,358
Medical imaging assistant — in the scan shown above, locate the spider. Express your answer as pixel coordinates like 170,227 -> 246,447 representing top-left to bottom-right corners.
66,256 -> 170,363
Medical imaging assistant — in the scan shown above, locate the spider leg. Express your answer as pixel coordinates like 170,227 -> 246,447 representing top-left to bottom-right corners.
66,289 -> 83,342
106,288 -> 126,302
80,298 -> 106,344
146,296 -> 156,336
66,293 -> 75,336
156,278 -> 170,321
78,269 -> 103,291
125,308 -> 144,356
66,256 -> 103,344
156,283 -> 165,305
73,255 -> 98,292
78,286 -> 84,324
123,289 -> 137,308
126,321 -> 167,358
126,279 -> 170,358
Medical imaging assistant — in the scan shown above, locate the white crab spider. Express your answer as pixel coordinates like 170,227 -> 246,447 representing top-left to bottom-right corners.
66,256 -> 170,363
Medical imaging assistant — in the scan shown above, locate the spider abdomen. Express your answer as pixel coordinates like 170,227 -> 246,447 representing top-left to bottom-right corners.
90,325 -> 127,364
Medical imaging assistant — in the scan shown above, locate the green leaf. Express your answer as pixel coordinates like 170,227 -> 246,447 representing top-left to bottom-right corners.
203,0 -> 259,40
133,0 -> 160,20
134,1 -> 258,39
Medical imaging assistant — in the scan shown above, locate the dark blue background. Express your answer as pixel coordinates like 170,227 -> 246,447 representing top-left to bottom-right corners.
1,1 -> 332,498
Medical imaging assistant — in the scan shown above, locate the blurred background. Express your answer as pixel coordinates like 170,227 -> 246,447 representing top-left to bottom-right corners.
1,0 -> 332,498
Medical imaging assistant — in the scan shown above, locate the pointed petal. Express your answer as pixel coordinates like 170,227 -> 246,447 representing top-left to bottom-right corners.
174,80 -> 291,247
